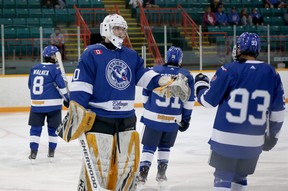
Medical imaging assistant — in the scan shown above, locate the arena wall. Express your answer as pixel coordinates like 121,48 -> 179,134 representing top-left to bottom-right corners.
0,70 -> 287,112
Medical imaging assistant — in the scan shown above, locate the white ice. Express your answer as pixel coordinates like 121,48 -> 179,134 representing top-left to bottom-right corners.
0,106 -> 287,191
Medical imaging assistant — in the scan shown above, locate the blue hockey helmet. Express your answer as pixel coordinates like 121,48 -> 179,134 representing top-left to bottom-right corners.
43,45 -> 59,63
43,45 -> 59,58
236,32 -> 260,57
165,46 -> 183,66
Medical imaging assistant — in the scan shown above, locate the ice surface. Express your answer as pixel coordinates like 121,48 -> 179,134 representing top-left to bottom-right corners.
0,106 -> 287,191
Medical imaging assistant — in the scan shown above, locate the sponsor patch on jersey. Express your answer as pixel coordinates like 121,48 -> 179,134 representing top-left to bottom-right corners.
106,59 -> 131,90
94,49 -> 103,55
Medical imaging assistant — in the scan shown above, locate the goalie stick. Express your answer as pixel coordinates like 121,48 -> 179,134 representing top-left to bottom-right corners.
56,52 -> 110,191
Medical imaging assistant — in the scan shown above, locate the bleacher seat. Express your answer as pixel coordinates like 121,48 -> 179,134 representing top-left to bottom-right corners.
241,0 -> 254,8
177,0 -> 189,8
187,0 -> 200,8
231,0 -> 242,7
12,18 -> 27,27
42,9 -> 55,19
66,0 -> 78,8
27,0 -> 41,8
244,25 -> 257,33
30,27 -> 40,37
259,8 -> 272,17
54,9 -> 69,24
2,9 -> 16,18
166,0 -> 177,8
270,25 -> 281,35
257,25 -> 268,36
270,16 -> 285,26
40,18 -> 54,27
221,26 -> 233,36
3,0 -> 15,8
155,0 -> 166,7
67,8 -> 76,24
4,28 -> 17,39
43,28 -> 53,38
200,0 -> 210,7
91,0 -> 104,8
17,0 -> 28,8
78,0 -> 92,8
16,9 -> 30,18
16,27 -> 30,38
26,18 -> 40,26
252,0 -> 263,7
272,8 -> 287,17
29,8 -> 42,18
0,18 -> 13,26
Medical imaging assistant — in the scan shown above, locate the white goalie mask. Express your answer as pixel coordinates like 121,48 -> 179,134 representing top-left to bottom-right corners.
100,14 -> 128,49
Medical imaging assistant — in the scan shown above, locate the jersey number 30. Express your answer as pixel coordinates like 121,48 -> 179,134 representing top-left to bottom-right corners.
227,88 -> 270,125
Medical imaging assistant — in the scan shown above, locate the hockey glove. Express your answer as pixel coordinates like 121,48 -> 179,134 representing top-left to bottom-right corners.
262,133 -> 278,151
177,118 -> 190,132
194,73 -> 210,96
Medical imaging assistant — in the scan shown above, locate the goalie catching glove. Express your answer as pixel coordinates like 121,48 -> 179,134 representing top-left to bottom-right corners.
56,101 -> 96,142
153,73 -> 191,102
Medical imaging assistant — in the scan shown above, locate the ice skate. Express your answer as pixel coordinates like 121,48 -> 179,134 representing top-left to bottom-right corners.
156,163 -> 167,190
136,165 -> 150,190
156,163 -> 167,182
47,148 -> 55,162
28,150 -> 38,164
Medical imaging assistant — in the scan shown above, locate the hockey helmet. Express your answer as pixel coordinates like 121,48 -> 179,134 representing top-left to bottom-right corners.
43,45 -> 59,63
165,46 -> 183,66
100,14 -> 128,49
236,32 -> 261,58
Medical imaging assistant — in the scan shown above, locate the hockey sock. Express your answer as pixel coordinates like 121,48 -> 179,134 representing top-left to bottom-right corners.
232,175 -> 247,191
30,126 -> 42,151
48,126 -> 58,150
214,169 -> 233,190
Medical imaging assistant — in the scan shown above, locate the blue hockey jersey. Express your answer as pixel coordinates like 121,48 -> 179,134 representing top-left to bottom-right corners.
197,60 -> 285,159
28,62 -> 68,113
141,65 -> 195,132
70,44 -> 161,118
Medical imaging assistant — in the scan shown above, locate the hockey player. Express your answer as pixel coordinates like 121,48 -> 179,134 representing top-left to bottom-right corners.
138,46 -> 195,185
28,45 -> 69,162
57,14 -> 190,191
194,32 -> 285,191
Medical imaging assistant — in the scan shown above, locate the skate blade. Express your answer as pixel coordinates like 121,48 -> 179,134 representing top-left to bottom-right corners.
48,157 -> 54,163
30,159 -> 36,164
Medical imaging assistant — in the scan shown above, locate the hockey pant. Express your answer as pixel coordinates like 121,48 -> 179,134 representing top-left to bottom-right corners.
78,131 -> 140,191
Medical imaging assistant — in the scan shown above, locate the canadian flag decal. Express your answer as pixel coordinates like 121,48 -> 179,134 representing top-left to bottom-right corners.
94,49 -> 103,54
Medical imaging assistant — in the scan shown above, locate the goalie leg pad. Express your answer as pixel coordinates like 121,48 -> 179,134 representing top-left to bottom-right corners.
79,131 -> 140,191
56,101 -> 96,142
83,132 -> 114,190
115,131 -> 140,191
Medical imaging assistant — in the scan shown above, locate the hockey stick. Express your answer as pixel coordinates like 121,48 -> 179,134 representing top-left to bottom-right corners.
56,52 -> 110,191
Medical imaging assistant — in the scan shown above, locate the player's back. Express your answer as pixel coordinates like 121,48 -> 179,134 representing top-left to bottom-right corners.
208,60 -> 284,158
141,65 -> 190,132
29,62 -> 62,112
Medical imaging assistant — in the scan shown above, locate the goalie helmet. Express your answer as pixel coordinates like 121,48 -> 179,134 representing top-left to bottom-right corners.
165,46 -> 183,67
236,32 -> 261,58
43,45 -> 59,63
100,14 -> 128,49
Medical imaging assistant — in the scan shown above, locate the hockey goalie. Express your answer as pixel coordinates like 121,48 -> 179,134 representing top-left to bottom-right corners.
56,13 -> 191,191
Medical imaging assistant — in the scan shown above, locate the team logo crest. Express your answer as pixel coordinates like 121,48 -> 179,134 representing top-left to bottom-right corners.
106,59 -> 131,90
